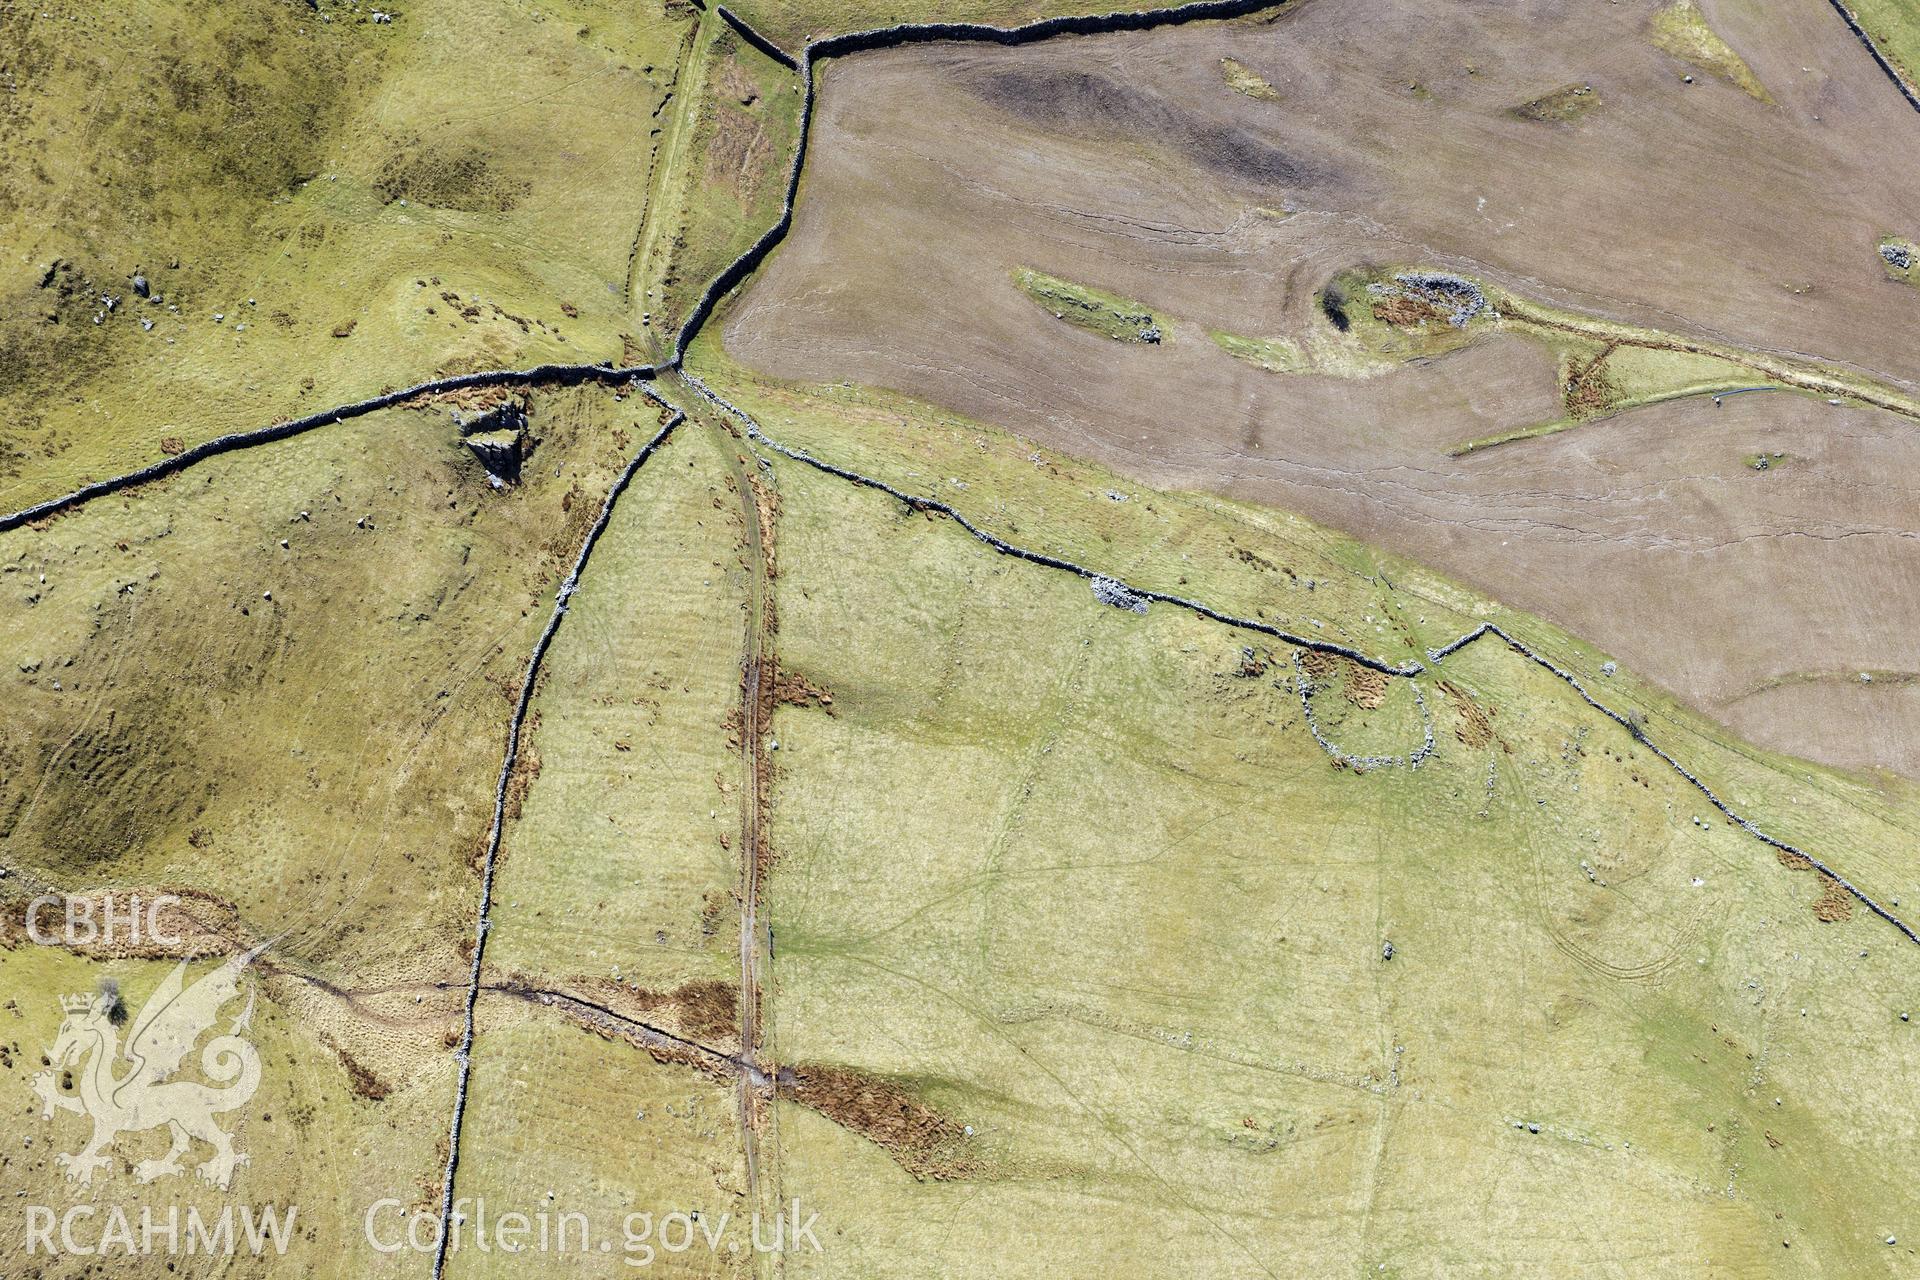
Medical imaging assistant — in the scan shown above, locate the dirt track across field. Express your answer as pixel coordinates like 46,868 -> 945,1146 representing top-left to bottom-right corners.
724,0 -> 1920,777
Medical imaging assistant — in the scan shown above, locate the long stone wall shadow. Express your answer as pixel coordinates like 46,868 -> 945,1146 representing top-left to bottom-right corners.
1821,0 -> 1920,114
1,0 -> 1295,534
673,0 -> 1291,365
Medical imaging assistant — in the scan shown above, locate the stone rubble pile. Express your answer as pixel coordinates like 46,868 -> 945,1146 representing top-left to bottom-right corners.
1091,575 -> 1150,613
1388,271 -> 1491,327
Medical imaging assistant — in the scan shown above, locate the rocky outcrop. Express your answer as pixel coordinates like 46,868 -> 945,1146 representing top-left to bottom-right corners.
1091,575 -> 1149,613
453,400 -> 529,436
464,429 -> 524,485
1380,272 -> 1491,327
457,401 -> 532,485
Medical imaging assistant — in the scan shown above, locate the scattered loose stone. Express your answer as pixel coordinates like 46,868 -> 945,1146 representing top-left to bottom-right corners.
1090,575 -> 1149,614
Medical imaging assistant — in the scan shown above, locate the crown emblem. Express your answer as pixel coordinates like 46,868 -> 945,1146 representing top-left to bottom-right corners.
59,993 -> 95,1013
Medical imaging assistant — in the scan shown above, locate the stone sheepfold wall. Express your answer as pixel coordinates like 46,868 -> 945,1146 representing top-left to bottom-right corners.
680,369 -> 1421,676
1292,652 -> 1436,769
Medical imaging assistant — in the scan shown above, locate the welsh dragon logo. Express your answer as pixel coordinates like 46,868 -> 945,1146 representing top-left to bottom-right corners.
31,946 -> 265,1189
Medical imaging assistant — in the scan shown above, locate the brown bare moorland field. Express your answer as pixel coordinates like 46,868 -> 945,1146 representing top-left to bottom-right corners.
724,0 -> 1920,777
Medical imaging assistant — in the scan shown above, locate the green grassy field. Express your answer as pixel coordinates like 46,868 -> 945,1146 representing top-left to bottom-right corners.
1220,55 -> 1284,101
1839,0 -> 1920,95
1014,267 -> 1171,344
1207,328 -> 1310,373
445,1011 -> 748,1279
485,423 -> 748,1011
631,14 -> 806,360
1649,0 -> 1774,102
0,945 -> 455,1278
678,344 -> 1920,1276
